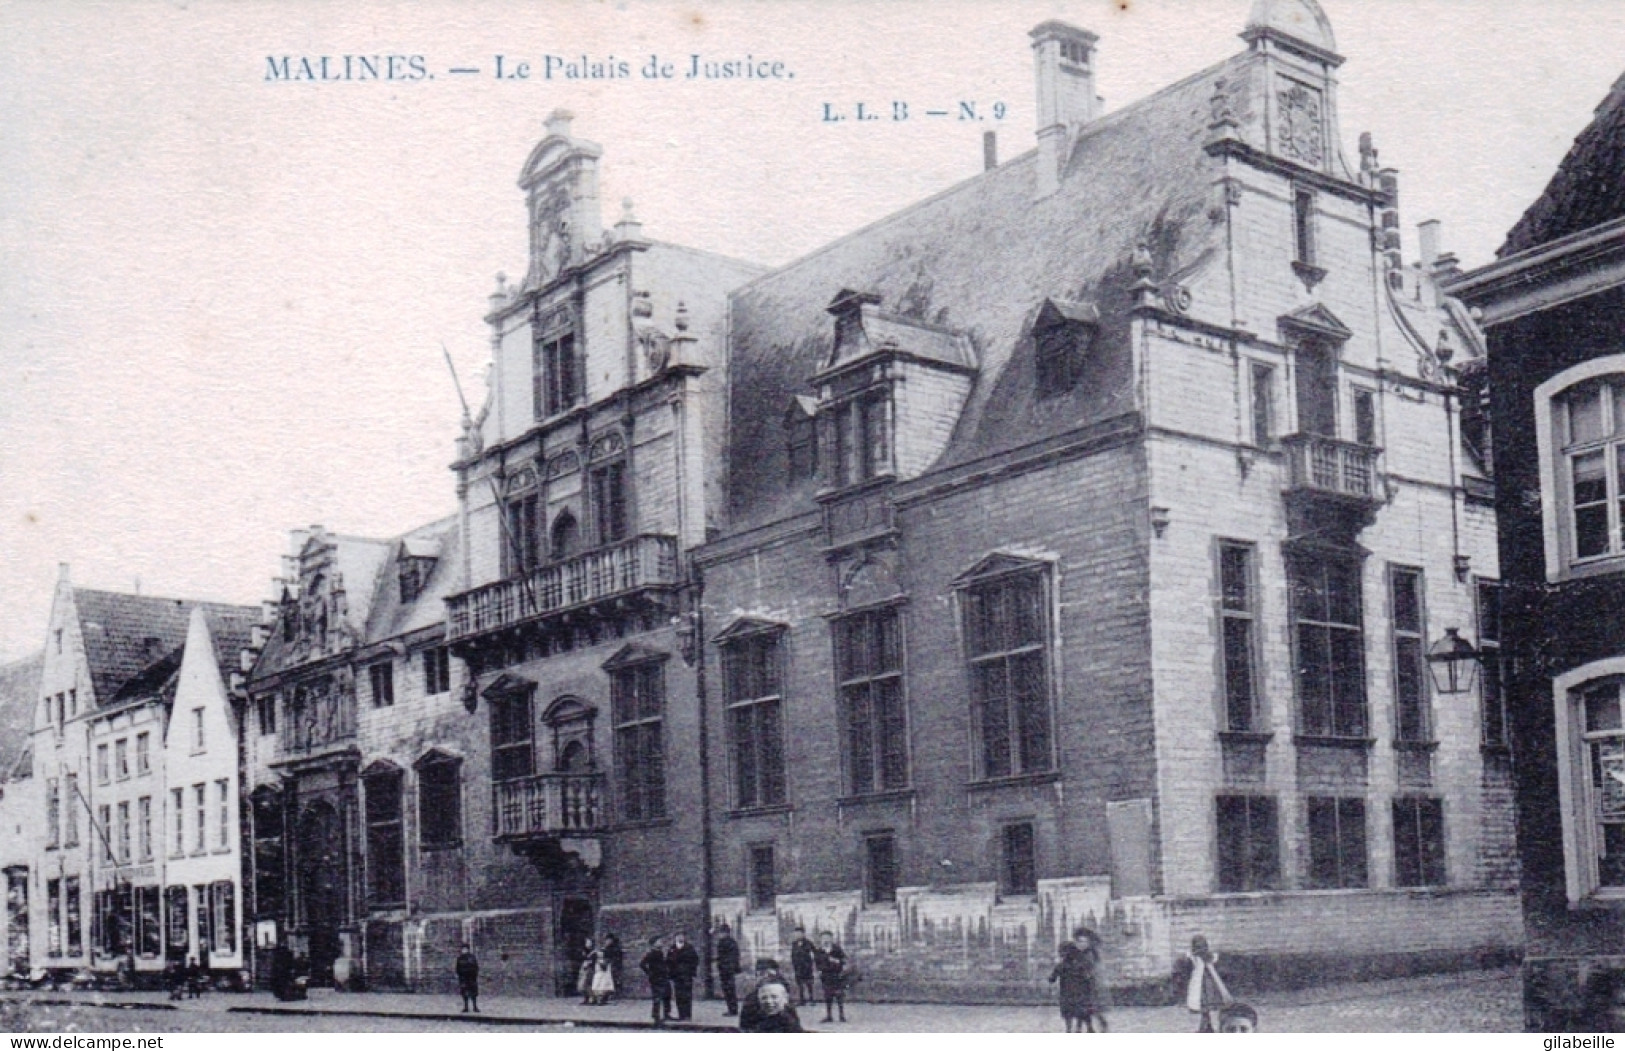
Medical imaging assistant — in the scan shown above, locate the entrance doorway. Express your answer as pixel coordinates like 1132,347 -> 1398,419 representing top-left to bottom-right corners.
556,896 -> 595,996
297,800 -> 344,984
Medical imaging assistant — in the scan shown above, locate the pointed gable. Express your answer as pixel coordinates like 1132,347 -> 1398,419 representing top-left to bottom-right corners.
73,589 -> 252,706
953,552 -> 1051,586
710,616 -> 789,643
1277,302 -> 1353,344
601,641 -> 671,671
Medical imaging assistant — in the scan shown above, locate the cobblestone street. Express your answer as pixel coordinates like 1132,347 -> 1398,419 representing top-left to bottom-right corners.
0,968 -> 1520,1033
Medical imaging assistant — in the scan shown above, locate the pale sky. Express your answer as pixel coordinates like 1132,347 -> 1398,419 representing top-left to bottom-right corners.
1,0 -> 1622,662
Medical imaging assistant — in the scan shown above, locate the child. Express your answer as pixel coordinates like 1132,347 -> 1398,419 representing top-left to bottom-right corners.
589,951 -> 615,1005
1172,935 -> 1229,1033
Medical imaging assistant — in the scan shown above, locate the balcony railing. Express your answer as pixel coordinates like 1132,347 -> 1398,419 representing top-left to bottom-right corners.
447,534 -> 679,641
1282,435 -> 1382,502
493,772 -> 606,839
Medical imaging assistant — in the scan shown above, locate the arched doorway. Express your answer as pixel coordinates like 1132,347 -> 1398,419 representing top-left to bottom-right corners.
297,799 -> 344,983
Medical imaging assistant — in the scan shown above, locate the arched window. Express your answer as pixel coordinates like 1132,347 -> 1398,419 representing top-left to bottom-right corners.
551,510 -> 580,562
1555,657 -> 1625,902
1535,356 -> 1625,579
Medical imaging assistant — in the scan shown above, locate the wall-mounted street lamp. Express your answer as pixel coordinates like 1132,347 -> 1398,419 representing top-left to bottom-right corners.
1427,627 -> 1479,694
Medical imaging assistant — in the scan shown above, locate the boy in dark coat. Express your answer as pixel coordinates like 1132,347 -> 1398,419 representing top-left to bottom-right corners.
1048,926 -> 1106,1032
812,932 -> 848,1023
601,933 -> 624,1000
713,923 -> 742,1016
455,944 -> 480,1013
788,928 -> 816,1005
665,932 -> 700,1021
639,936 -> 671,1024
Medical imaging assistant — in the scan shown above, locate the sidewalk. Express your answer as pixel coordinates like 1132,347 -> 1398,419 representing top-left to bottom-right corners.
0,967 -> 1521,1033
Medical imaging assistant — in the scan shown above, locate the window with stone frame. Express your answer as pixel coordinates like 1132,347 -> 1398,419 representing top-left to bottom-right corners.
1250,361 -> 1277,446
1389,566 -> 1432,743
535,331 -> 580,419
369,661 -> 395,708
834,605 -> 909,796
505,492 -> 542,576
1571,677 -> 1625,894
46,879 -> 60,957
962,566 -> 1054,779
416,752 -> 463,849
1535,361 -> 1625,578
96,743 -> 109,785
256,693 -> 276,736
64,877 -> 81,958
1306,796 -> 1367,889
721,628 -> 788,810
590,461 -> 629,545
136,885 -> 160,958
44,778 -> 59,849
138,795 -> 151,861
422,646 -> 452,696
63,774 -> 78,847
136,732 -> 150,775
489,687 -> 535,783
364,764 -> 405,907
1215,794 -> 1280,892
1218,542 -> 1262,732
97,804 -> 111,862
611,658 -> 667,823
117,801 -> 130,863
827,393 -> 892,488
1392,795 -> 1446,887
1292,186 -> 1318,266
1289,554 -> 1368,738
1000,821 -> 1038,897
1477,580 -> 1509,749
211,881 -> 235,955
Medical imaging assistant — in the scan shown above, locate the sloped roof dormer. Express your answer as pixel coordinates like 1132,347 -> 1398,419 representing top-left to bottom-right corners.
819,289 -> 976,378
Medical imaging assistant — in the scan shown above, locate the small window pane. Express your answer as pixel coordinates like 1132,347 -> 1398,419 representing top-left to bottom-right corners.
1586,684 -> 1621,733
1571,386 -> 1606,445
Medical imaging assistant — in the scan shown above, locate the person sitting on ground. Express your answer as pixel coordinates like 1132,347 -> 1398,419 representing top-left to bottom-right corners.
741,980 -> 804,1032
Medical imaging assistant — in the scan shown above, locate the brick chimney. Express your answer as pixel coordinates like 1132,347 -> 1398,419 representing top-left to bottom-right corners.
1030,21 -> 1101,199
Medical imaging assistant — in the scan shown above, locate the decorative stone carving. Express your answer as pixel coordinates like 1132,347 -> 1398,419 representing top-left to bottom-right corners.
505,467 -> 538,494
1276,81 -> 1325,166
545,450 -> 580,479
589,432 -> 625,461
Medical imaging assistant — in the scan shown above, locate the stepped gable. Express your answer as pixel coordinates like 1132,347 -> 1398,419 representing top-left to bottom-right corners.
725,51 -> 1244,528
0,651 -> 43,780
1502,69 -> 1625,255
74,588 -> 248,706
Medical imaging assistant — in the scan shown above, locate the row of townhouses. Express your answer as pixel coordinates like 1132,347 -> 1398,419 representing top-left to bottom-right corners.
0,0 -> 1530,1003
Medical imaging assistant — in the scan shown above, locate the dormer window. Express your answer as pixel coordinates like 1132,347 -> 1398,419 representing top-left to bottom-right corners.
829,394 -> 892,487
1033,298 -> 1098,397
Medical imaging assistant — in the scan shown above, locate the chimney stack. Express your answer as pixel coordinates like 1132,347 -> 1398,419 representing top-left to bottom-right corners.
983,131 -> 998,171
1030,21 -> 1101,199
1418,219 -> 1440,269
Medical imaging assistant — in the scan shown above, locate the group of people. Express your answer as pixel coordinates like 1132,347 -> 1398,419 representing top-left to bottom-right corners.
163,952 -> 212,1001
574,933 -> 624,1006
1048,928 -> 1246,1034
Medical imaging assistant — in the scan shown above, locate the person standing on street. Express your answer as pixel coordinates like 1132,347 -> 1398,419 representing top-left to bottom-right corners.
789,927 -> 817,1005
601,932 -> 624,1001
813,931 -> 848,1023
640,936 -> 671,1024
714,922 -> 742,1016
1049,926 -> 1106,1032
1172,934 -> 1228,1033
666,931 -> 701,1021
455,944 -> 480,1013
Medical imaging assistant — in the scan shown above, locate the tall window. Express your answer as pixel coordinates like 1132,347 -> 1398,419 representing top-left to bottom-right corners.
722,630 -> 787,810
47,879 -> 61,957
97,804 -> 111,862
136,732 -> 150,775
64,877 -> 81,957
211,881 -> 236,955
138,796 -> 152,861
136,886 -> 161,958
1215,794 -> 1280,892
45,779 -> 59,849
192,710 -> 205,753
1219,543 -> 1261,732
256,694 -> 277,736
611,660 -> 667,823
835,607 -> 908,795
1393,796 -> 1446,887
1559,377 -> 1625,561
963,570 -> 1053,779
1577,679 -> 1625,889
535,332 -> 580,419
193,886 -> 210,954
489,689 -> 535,783
1306,796 -> 1367,889
1478,580 -> 1509,748
369,662 -> 395,708
590,462 -> 629,544
1290,556 -> 1368,738
116,738 -> 130,778
1390,567 -> 1431,742
364,766 -> 405,907
1294,342 -> 1338,438
216,780 -> 229,850
417,754 -> 463,849
1251,362 -> 1276,446
423,647 -> 452,696
830,394 -> 891,487
1000,822 -> 1038,897
864,833 -> 898,905
171,788 -> 184,856
1292,187 -> 1317,265
63,774 -> 78,847
505,492 -> 542,575
747,844 -> 777,911
117,801 -> 131,863
165,886 -> 188,958
1353,388 -> 1377,446
97,744 -> 109,785
193,784 -> 207,853
786,404 -> 819,481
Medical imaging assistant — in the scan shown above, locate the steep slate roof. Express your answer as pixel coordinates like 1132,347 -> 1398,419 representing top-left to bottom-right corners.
104,604 -> 259,714
1502,69 -> 1625,255
726,49 -> 1246,526
0,652 -> 43,780
74,589 -> 250,707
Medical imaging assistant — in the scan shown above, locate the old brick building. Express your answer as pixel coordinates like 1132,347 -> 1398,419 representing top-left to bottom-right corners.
1449,71 -> 1625,1031
694,0 -> 1518,999
240,111 -> 763,994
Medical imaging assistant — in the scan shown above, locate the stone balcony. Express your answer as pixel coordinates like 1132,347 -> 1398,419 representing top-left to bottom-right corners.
1281,434 -> 1384,535
445,534 -> 680,645
492,771 -> 606,841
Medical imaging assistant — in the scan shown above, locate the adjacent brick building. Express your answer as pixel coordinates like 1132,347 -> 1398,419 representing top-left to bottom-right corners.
1449,70 -> 1625,1031
695,0 -> 1518,1000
